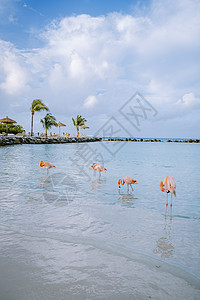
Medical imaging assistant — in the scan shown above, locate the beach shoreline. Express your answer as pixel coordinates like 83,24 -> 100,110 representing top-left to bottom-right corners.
0,226 -> 200,300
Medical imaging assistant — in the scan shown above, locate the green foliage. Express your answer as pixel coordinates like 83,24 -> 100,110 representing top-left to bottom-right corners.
40,113 -> 57,137
0,124 -> 24,134
30,99 -> 49,114
72,115 -> 87,136
72,115 -> 87,127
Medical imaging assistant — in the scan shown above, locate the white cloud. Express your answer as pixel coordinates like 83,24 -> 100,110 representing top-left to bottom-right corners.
0,41 -> 28,95
84,95 -> 98,108
69,52 -> 86,79
0,0 -> 200,137
176,93 -> 200,109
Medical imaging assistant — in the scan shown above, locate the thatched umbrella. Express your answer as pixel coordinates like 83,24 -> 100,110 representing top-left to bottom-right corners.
80,124 -> 89,135
0,116 -> 17,135
56,121 -> 66,136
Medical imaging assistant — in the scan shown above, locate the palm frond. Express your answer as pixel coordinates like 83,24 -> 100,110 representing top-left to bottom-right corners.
31,99 -> 49,112
40,113 -> 57,131
72,118 -> 76,126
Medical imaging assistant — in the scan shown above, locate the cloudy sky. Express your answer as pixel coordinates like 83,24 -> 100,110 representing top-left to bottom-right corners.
0,0 -> 199,138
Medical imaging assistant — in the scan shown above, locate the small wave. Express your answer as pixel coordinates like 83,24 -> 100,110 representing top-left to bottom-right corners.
173,215 -> 200,220
0,224 -> 199,288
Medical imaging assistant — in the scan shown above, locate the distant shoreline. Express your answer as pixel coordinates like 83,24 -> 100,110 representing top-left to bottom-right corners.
0,136 -> 199,146
102,137 -> 200,143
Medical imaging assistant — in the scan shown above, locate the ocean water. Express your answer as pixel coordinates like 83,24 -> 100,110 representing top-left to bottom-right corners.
0,141 -> 200,299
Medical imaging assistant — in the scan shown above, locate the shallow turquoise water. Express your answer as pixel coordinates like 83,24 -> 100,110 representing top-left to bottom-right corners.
0,141 -> 200,299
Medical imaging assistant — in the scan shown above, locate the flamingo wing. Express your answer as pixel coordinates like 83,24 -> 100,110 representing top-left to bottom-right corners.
96,165 -> 103,172
94,164 -> 106,172
99,165 -> 107,171
123,176 -> 133,184
43,161 -> 55,169
164,176 -> 176,189
163,176 -> 176,195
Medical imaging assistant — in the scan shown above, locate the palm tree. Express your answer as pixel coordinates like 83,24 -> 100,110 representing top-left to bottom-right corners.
30,99 -> 49,136
40,113 -> 57,138
72,115 -> 87,137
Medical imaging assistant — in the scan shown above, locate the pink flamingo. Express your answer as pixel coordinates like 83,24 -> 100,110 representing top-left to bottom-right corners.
118,176 -> 138,193
40,160 -> 56,175
91,162 -> 107,177
160,176 -> 176,206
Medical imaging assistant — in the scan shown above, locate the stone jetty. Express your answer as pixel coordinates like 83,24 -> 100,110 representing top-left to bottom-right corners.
0,136 -> 102,146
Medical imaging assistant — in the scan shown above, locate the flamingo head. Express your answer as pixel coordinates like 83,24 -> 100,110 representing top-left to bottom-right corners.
133,179 -> 138,184
91,162 -> 97,168
173,190 -> 176,197
40,160 -> 44,167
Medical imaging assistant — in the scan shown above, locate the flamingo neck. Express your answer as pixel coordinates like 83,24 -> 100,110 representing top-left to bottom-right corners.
119,179 -> 125,186
159,180 -> 165,192
92,163 -> 97,170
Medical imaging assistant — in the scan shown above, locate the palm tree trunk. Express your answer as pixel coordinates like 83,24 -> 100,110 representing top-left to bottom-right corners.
31,111 -> 34,136
45,128 -> 47,138
76,126 -> 79,137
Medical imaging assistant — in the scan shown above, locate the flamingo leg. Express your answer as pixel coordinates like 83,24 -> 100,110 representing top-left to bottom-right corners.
165,204 -> 168,218
47,168 -> 49,176
170,194 -> 172,207
166,193 -> 168,206
170,205 -> 172,222
130,185 -> 134,192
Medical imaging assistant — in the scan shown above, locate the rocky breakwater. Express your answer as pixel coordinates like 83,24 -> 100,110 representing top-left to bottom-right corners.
166,139 -> 200,143
0,136 -> 102,146
103,138 -> 162,142
103,138 -> 200,143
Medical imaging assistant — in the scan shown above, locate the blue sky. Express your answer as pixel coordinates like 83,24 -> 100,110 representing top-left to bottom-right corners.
0,0 -> 200,138
1,0 -> 144,48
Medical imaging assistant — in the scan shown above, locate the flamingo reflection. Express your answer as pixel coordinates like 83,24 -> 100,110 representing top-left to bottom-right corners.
153,205 -> 174,258
91,178 -> 106,191
118,194 -> 136,207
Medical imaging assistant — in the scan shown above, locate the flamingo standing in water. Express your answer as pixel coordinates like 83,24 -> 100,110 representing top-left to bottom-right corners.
118,176 -> 138,193
91,163 -> 107,177
40,160 -> 56,175
160,176 -> 176,206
